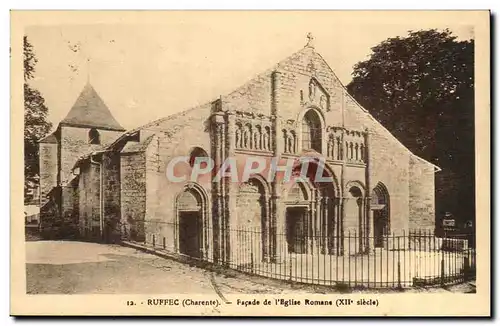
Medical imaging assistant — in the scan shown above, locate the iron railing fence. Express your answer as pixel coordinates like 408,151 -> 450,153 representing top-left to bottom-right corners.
130,221 -> 476,289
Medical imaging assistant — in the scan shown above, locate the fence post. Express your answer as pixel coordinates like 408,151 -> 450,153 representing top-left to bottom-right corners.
152,234 -> 155,248
251,227 -> 255,273
440,255 -> 445,287
397,261 -> 401,289
463,254 -> 470,281
408,230 -> 411,250
397,233 -> 401,289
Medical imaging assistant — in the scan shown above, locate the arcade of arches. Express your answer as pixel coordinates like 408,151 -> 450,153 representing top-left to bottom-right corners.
173,156 -> 392,262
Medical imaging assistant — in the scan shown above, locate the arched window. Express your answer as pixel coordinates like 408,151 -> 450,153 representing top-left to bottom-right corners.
372,182 -> 390,247
282,129 -> 289,153
88,128 -> 100,145
302,110 -> 322,152
189,147 -> 209,168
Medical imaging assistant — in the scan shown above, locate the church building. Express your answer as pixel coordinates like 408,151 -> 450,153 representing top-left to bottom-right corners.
39,35 -> 437,264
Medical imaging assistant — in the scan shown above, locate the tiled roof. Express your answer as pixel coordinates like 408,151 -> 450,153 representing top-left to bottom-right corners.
60,83 -> 125,131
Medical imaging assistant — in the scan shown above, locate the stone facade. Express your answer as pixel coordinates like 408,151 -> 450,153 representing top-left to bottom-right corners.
38,83 -> 126,237
39,140 -> 58,207
39,40 -> 437,261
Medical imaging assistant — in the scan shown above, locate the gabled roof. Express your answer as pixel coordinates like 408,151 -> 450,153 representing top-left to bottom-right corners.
121,134 -> 155,154
60,83 -> 125,131
98,37 -> 437,171
39,131 -> 57,144
222,42 -> 438,170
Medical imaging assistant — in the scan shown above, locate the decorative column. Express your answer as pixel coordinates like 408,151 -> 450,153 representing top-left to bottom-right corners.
322,196 -> 328,254
360,197 -> 366,252
210,111 -> 225,264
314,192 -> 321,253
271,70 -> 282,262
364,128 -> 373,253
335,197 -> 341,255
340,128 -> 346,255
226,111 -> 237,264
264,194 -> 271,262
271,71 -> 283,154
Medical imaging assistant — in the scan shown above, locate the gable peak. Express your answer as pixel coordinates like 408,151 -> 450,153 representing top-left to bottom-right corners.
60,82 -> 125,132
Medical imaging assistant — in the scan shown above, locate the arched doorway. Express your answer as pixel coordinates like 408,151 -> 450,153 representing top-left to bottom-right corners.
176,185 -> 207,258
372,182 -> 390,248
285,181 -> 310,254
284,158 -> 339,255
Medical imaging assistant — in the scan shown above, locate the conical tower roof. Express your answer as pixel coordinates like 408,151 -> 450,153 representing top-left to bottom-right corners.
60,83 -> 125,131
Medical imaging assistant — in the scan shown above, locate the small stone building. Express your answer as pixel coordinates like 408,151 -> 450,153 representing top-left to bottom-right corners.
39,37 -> 437,262
39,83 -> 126,238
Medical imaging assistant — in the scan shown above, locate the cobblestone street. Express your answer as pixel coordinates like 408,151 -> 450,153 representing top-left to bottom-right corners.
26,241 -> 475,295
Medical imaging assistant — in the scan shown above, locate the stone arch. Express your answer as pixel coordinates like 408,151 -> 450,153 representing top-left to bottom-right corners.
345,181 -> 367,252
188,146 -> 209,167
315,161 -> 339,255
175,182 -> 210,259
283,159 -> 340,255
282,129 -> 289,153
317,160 -> 340,197
345,180 -> 366,196
284,179 -> 311,203
88,128 -> 100,145
372,182 -> 391,247
287,158 -> 340,200
301,109 -> 323,153
247,173 -> 271,195
237,175 -> 270,262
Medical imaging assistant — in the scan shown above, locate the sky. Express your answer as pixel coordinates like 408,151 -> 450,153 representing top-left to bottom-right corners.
24,12 -> 474,131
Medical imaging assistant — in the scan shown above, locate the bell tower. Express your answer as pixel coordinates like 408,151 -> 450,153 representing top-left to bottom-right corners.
58,82 -> 125,185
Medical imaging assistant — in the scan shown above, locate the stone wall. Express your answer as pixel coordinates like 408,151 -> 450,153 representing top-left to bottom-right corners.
39,141 -> 60,237
133,104 -> 213,251
60,126 -> 123,185
102,151 -> 122,242
343,94 -> 413,234
60,179 -> 79,238
39,142 -> 58,207
409,155 -> 436,230
368,132 -> 411,233
120,152 -> 146,241
78,161 -> 101,239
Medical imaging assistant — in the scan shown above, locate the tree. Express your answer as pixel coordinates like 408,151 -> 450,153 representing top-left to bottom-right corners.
24,36 -> 52,201
347,29 -> 475,230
